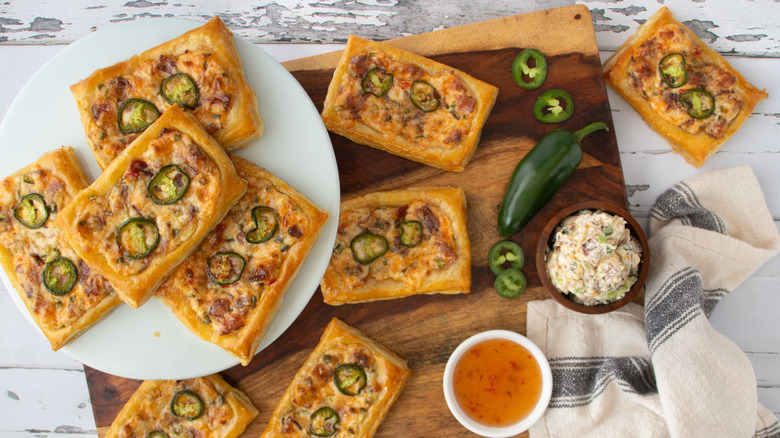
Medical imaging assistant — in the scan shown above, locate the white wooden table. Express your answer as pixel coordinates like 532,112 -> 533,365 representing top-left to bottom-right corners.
0,1 -> 777,436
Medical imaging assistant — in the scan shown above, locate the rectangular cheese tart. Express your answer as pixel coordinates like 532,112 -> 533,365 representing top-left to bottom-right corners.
0,147 -> 122,350
105,374 -> 258,438
155,156 -> 329,365
261,318 -> 411,437
321,35 -> 498,172
71,16 -> 262,169
56,106 -> 247,308
603,7 -> 768,167
320,186 -> 470,305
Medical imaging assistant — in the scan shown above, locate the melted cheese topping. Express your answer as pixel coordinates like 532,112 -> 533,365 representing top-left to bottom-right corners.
113,378 -> 236,438
626,24 -> 743,139
88,51 -> 238,163
71,129 -> 219,275
160,169 -> 311,336
332,50 -> 478,151
278,342 -> 387,436
0,167 -> 115,331
329,201 -> 458,290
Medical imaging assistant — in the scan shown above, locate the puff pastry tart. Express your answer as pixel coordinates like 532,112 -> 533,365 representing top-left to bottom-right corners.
56,106 -> 247,308
321,35 -> 498,171
71,16 -> 262,169
0,147 -> 122,350
603,7 -> 767,167
262,318 -> 411,437
320,186 -> 470,305
155,156 -> 330,365
105,374 -> 258,438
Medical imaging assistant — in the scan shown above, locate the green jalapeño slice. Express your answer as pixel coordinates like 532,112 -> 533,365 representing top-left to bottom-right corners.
118,98 -> 160,134
512,48 -> 548,90
679,88 -> 715,119
42,257 -> 78,296
246,206 -> 279,244
334,364 -> 367,396
13,193 -> 49,229
207,252 -> 245,285
361,68 -> 393,97
161,73 -> 200,109
350,232 -> 389,264
533,89 -> 574,123
145,431 -> 169,438
410,80 -> 440,112
494,268 -> 527,299
147,164 -> 190,205
397,220 -> 422,247
659,53 -> 687,88
309,407 -> 339,437
170,390 -> 203,421
116,217 -> 159,259
488,240 -> 524,276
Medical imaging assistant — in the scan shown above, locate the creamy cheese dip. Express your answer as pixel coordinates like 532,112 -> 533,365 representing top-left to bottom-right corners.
545,209 -> 642,306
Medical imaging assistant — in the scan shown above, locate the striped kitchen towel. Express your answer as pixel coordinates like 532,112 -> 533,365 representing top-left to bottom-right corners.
528,165 -> 780,438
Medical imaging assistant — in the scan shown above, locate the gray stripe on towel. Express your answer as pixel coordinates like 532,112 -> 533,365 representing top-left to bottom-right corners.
646,267 -> 704,355
650,181 -> 726,234
548,356 -> 657,408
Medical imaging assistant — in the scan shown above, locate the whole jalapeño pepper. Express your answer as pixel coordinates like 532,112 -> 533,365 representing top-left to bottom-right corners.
497,121 -> 609,237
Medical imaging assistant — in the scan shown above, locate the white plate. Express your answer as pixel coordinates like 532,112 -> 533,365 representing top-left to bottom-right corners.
0,18 -> 339,380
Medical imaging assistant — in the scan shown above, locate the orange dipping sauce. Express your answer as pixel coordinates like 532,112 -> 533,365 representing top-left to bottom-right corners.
452,338 -> 543,427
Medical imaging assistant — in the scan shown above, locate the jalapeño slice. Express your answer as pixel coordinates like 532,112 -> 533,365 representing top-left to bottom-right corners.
161,72 -> 200,109
679,88 -> 715,119
659,52 -> 687,88
410,80 -> 440,112
494,268 -> 527,299
361,68 -> 393,97
350,232 -> 388,264
118,98 -> 160,134
397,220 -> 422,247
170,390 -> 203,421
207,252 -> 245,285
13,193 -> 49,229
147,164 -> 190,205
116,217 -> 159,259
512,48 -> 548,90
309,407 -> 339,437
334,364 -> 367,396
146,431 -> 169,438
533,89 -> 574,123
246,206 -> 279,244
488,240 -> 524,276
42,257 -> 78,296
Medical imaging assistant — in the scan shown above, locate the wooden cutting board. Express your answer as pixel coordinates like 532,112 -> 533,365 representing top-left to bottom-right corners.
85,5 -> 627,437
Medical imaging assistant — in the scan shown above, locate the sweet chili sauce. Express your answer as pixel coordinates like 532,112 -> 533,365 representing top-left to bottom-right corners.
452,338 -> 543,427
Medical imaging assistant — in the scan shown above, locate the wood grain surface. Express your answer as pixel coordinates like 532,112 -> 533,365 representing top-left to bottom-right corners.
85,5 -> 628,437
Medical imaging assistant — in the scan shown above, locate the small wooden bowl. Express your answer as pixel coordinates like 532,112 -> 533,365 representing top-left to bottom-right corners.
536,201 -> 650,314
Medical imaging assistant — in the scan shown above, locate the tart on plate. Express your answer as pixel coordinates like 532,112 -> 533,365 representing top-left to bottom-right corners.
71,16 -> 263,169
56,106 -> 246,308
155,155 -> 329,365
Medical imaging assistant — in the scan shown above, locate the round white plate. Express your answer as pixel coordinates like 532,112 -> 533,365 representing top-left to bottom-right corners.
0,18 -> 339,380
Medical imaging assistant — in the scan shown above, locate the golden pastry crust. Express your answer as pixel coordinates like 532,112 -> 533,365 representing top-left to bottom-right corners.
262,318 -> 411,438
321,35 -> 498,172
155,155 -> 330,365
71,16 -> 262,169
105,374 -> 258,438
56,106 -> 247,308
603,6 -> 767,167
0,147 -> 122,350
320,186 -> 470,305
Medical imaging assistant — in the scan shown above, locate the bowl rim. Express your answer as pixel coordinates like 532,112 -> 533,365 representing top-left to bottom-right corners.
535,200 -> 650,314
442,329 -> 553,437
